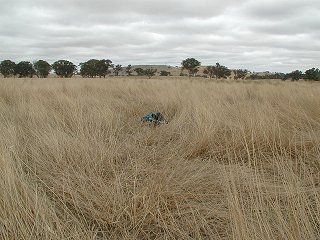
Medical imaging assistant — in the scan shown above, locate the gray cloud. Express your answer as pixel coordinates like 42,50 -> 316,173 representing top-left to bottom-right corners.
0,0 -> 320,72
243,0 -> 320,20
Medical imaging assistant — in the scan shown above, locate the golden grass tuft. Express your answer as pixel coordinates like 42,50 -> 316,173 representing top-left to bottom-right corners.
0,77 -> 319,239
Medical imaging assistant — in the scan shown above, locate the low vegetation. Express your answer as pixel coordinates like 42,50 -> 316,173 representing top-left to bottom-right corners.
0,77 -> 319,239
1,58 -> 320,80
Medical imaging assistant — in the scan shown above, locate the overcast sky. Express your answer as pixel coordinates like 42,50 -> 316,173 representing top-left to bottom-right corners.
1,0 -> 319,72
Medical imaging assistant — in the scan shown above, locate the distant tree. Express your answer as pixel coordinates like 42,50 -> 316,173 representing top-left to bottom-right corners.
79,59 -> 100,78
288,70 -> 303,81
181,58 -> 201,77
96,59 -> 113,78
204,63 -> 231,79
79,59 -> 112,78
113,64 -> 122,76
134,67 -> 145,76
233,69 -> 248,80
126,64 -> 133,76
33,60 -> 51,78
304,68 -> 320,81
52,60 -> 77,78
159,70 -> 171,76
15,61 -> 35,78
144,68 -> 157,79
0,60 -> 16,78
214,63 -> 231,79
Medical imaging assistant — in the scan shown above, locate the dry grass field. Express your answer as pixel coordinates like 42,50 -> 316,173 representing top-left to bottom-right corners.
0,77 -> 319,239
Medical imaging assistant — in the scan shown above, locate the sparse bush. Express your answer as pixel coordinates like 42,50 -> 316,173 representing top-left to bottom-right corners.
204,63 -> 231,79
203,66 -> 215,78
159,70 -> 171,76
134,67 -> 144,76
113,64 -> 122,76
144,68 -> 157,79
234,69 -> 249,80
126,64 -> 133,76
249,73 -> 271,80
268,72 -> 286,80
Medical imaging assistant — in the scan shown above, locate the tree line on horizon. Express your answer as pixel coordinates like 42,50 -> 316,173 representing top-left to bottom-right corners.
0,58 -> 319,81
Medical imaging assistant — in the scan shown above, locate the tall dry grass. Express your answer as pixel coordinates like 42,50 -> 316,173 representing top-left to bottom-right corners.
0,77 -> 319,239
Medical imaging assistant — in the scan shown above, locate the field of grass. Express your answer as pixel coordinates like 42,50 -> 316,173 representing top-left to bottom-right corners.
0,77 -> 319,239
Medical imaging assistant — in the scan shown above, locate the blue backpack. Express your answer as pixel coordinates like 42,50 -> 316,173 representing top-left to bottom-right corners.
142,112 -> 166,125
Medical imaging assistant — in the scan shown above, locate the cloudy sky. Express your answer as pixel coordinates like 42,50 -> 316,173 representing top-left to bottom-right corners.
1,0 -> 319,72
